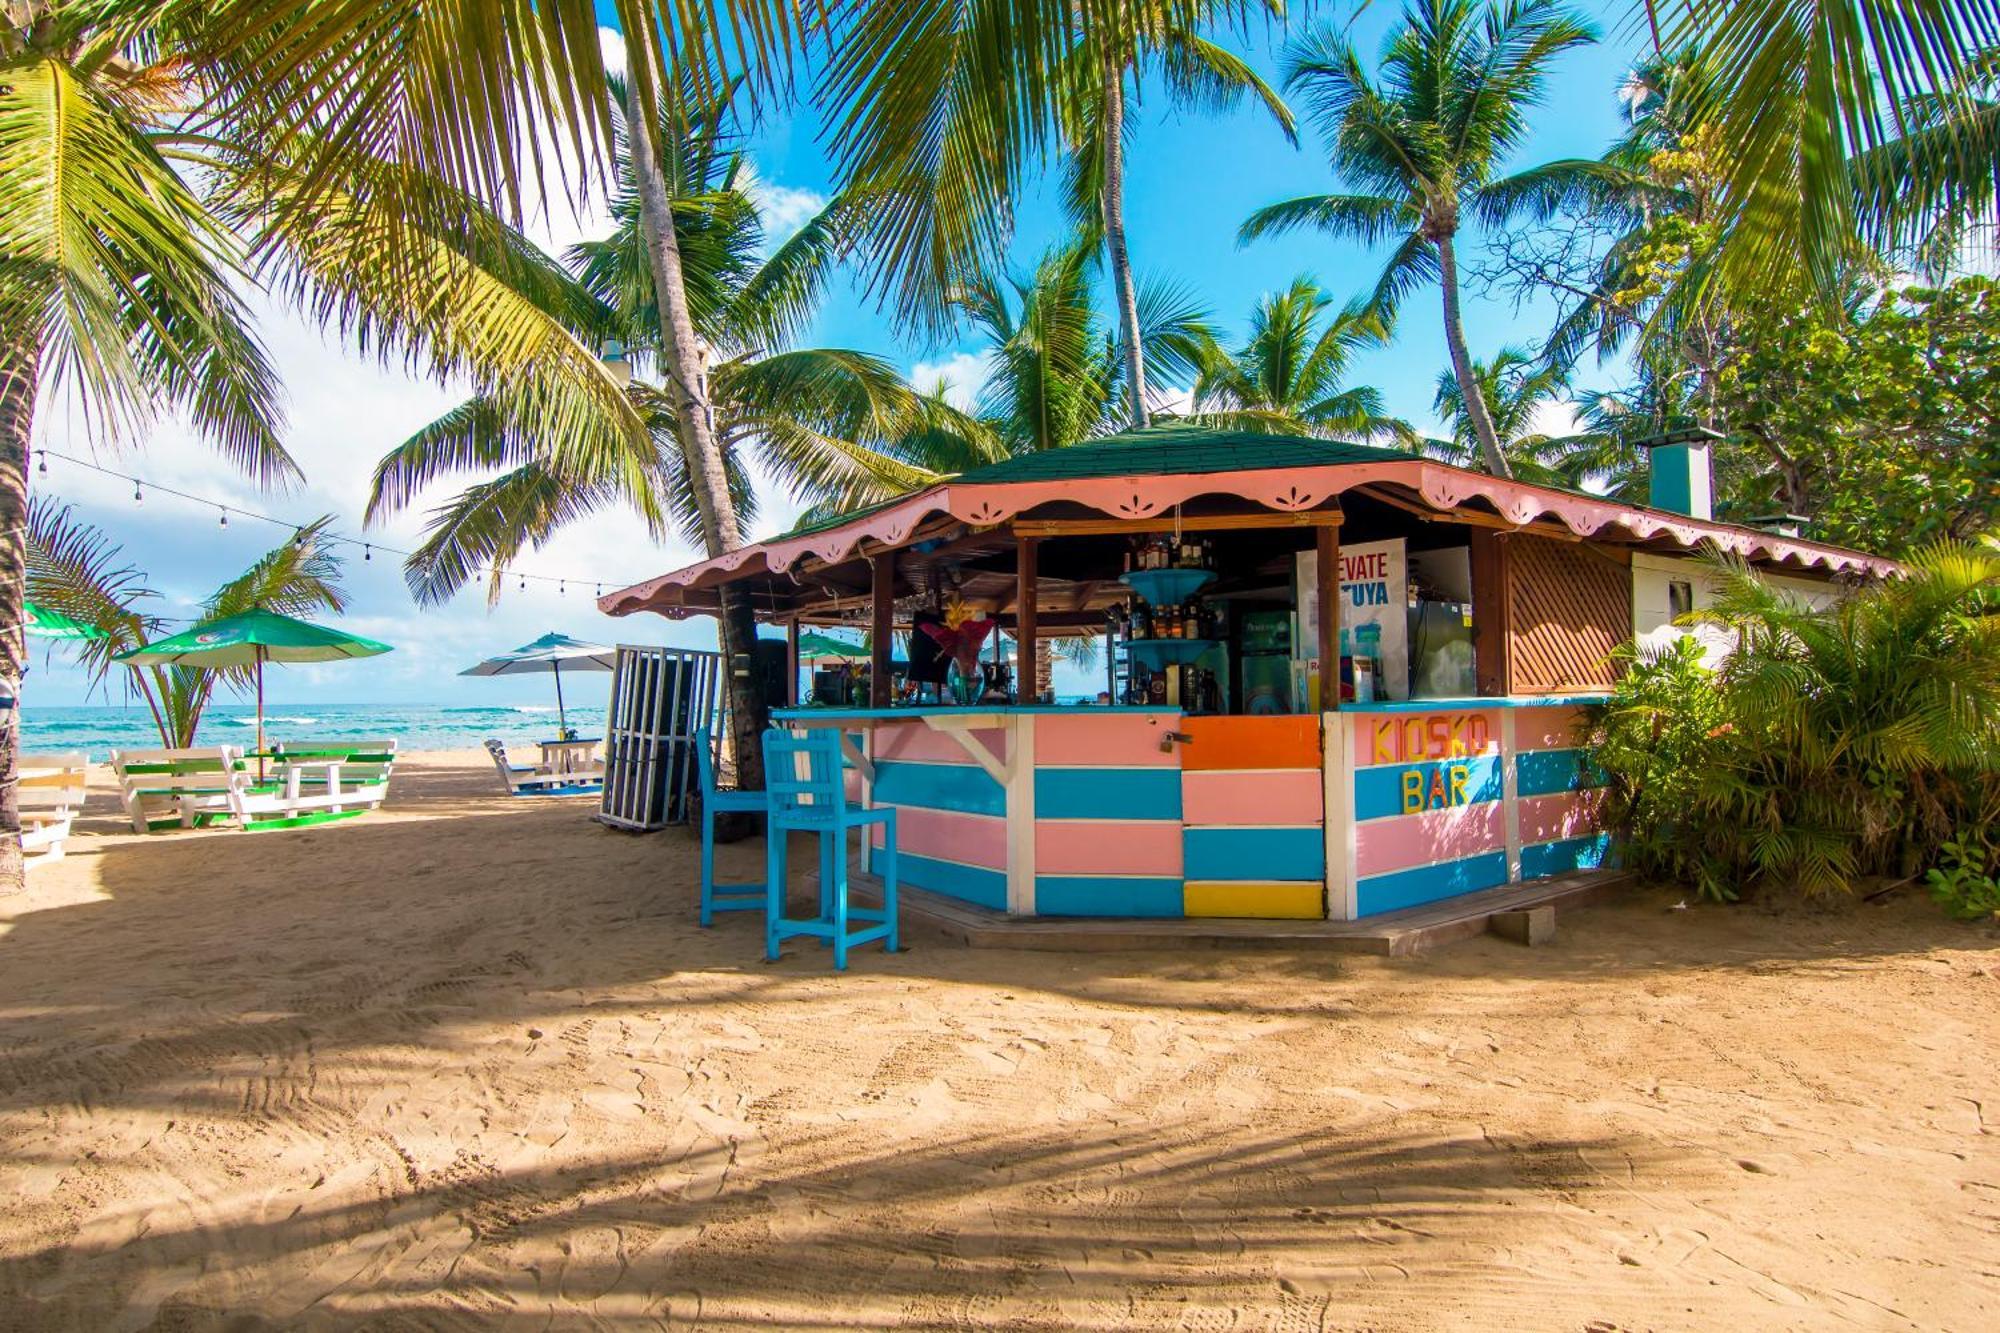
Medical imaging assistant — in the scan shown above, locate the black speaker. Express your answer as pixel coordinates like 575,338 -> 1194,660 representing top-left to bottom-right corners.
751,638 -> 790,705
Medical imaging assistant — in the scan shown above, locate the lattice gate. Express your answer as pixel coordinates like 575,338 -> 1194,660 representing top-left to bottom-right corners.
1505,536 -> 1632,692
598,645 -> 721,831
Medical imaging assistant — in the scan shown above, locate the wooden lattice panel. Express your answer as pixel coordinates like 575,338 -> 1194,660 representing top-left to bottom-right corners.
1506,536 -> 1631,693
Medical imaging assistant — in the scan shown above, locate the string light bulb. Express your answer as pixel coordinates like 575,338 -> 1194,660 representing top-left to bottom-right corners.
363,543 -> 371,562
133,482 -> 143,506
218,507 -> 228,528
37,456 -> 47,476
518,572 -> 527,591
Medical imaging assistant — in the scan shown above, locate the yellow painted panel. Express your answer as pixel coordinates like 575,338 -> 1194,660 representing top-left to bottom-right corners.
1182,880 -> 1325,920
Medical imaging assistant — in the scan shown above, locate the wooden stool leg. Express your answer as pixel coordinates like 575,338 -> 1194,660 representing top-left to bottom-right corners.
832,838 -> 851,972
764,829 -> 786,962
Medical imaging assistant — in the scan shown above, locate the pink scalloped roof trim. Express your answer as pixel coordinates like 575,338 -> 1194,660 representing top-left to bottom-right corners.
599,460 -> 1898,615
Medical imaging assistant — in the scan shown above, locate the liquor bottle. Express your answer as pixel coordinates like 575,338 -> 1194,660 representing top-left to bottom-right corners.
1182,604 -> 1198,639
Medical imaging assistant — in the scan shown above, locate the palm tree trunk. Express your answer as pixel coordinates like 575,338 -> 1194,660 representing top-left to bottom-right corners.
0,333 -> 36,891
1435,232 -> 1512,479
1101,61 -> 1148,429
622,76 -> 767,790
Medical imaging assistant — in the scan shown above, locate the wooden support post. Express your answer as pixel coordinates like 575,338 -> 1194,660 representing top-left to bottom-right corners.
1017,537 -> 1039,704
1316,521 -> 1341,711
785,619 -> 800,707
870,553 -> 893,706
1468,529 -> 1511,697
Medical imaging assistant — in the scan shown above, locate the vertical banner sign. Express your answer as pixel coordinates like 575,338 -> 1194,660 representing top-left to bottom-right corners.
1297,538 -> 1409,701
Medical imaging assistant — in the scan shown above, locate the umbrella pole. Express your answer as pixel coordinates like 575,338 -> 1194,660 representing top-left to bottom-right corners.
256,646 -> 266,780
554,662 -> 567,738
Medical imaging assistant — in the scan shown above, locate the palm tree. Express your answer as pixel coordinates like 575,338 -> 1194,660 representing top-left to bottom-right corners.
1427,348 -> 1631,493
784,242 -> 1204,695
26,504 -> 346,748
1239,0 -> 1605,478
1672,0 -> 2000,299
0,4 -> 303,884
1060,2 -> 1294,427
365,95 -> 973,610
1186,278 -> 1413,442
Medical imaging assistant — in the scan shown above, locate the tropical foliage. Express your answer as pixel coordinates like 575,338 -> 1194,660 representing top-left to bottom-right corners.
1186,279 -> 1412,443
1240,0 -> 1606,477
1584,542 -> 2000,903
364,77 -> 974,604
25,504 -> 347,748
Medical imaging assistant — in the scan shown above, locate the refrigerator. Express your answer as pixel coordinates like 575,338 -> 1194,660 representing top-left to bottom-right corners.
1238,609 -> 1293,714
1408,600 -> 1477,699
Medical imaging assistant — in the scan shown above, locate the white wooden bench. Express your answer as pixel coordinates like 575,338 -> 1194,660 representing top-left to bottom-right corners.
484,738 -> 601,796
18,752 -> 87,864
254,741 -> 398,827
110,746 -> 249,832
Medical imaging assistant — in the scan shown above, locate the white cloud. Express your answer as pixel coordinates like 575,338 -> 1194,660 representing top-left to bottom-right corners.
598,25 -> 627,78
738,161 -> 828,250
909,350 -> 992,411
1528,398 -> 1584,440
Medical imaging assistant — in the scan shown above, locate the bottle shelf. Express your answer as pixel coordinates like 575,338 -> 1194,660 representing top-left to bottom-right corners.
1119,568 -> 1215,605
1124,638 -> 1221,669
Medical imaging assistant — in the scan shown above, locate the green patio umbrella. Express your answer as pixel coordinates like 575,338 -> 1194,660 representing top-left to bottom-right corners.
114,609 -> 392,765
24,600 -> 105,641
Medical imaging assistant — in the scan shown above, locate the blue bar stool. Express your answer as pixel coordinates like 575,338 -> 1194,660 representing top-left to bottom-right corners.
694,727 -> 767,926
762,728 -> 899,971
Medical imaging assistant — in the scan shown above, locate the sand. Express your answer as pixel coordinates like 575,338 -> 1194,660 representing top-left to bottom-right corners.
0,749 -> 1994,1330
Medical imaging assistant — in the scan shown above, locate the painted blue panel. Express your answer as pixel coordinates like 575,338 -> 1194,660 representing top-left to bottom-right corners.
1035,767 -> 1182,820
1515,747 -> 1608,797
871,760 -> 1005,817
896,851 -> 1008,910
1521,833 -> 1613,880
1182,826 -> 1324,881
1356,851 -> 1509,916
1034,876 -> 1185,918
1353,755 -> 1503,822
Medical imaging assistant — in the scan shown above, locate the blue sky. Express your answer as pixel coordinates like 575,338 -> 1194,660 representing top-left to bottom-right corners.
28,2 -> 1646,710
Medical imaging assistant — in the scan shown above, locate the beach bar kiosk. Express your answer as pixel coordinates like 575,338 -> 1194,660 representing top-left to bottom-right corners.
603,425 -> 1893,924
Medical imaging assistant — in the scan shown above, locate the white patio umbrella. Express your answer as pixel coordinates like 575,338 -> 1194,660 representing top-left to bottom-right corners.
460,632 -> 616,737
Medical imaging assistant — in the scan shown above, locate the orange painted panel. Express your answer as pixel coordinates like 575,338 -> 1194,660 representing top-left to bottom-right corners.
1180,715 -> 1322,771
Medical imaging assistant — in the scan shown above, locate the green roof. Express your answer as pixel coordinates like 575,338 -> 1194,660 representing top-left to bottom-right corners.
782,423 -> 1416,538
948,422 -> 1416,484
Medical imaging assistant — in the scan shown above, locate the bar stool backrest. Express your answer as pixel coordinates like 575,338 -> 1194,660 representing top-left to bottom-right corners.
692,727 -> 721,797
761,728 -> 847,818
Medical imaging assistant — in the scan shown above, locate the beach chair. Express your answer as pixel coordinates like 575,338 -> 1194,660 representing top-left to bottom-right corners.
18,752 -> 87,865
694,726 -> 767,926
110,747 -> 250,832
253,741 -> 398,827
483,739 -> 598,796
762,728 -> 898,971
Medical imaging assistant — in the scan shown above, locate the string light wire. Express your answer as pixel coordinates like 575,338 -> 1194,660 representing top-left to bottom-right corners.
36,448 -> 614,597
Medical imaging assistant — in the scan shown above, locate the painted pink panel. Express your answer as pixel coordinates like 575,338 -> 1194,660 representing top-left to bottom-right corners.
1351,709 -> 1503,768
872,721 -> 1009,766
1355,801 -> 1506,878
1514,706 -> 1589,753
1517,789 -> 1605,845
1182,770 -> 1323,827
1036,820 -> 1184,876
867,807 -> 1008,868
1033,713 -> 1181,767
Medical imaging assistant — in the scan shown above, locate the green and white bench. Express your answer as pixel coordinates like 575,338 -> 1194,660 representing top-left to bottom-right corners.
19,752 -> 88,864
254,741 -> 398,829
110,747 -> 253,832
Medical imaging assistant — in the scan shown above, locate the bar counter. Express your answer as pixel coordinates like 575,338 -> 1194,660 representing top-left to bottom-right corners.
773,697 -> 1613,922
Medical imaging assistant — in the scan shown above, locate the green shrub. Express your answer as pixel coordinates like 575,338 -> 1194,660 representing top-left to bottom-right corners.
1585,539 -> 2000,906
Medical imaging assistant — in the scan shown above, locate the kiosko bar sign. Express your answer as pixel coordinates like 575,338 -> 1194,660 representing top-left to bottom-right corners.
1370,712 -> 1493,763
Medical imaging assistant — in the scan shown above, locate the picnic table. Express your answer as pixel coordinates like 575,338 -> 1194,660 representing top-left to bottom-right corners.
538,738 -> 601,775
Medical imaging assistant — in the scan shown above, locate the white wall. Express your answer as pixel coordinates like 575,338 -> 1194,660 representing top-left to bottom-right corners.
1631,553 -> 1841,660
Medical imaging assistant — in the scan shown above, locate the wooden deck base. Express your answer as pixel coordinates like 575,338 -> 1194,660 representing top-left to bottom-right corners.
867,869 -> 1632,957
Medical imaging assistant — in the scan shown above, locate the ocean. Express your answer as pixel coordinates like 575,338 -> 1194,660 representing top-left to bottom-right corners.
19,702 -> 610,760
